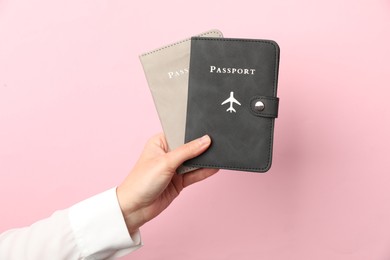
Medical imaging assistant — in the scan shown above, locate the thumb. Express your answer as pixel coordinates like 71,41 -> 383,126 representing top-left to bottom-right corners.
166,135 -> 211,168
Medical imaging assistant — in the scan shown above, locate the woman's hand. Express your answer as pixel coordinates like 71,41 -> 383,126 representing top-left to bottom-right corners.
117,133 -> 218,233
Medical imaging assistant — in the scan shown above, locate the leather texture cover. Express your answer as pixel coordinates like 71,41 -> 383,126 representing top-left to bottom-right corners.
139,30 -> 223,174
184,37 -> 280,173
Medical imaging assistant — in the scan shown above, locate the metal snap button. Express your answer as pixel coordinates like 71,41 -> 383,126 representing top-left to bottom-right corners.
254,101 -> 265,111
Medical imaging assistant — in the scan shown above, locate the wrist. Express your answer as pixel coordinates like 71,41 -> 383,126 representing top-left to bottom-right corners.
122,209 -> 146,234
116,185 -> 146,234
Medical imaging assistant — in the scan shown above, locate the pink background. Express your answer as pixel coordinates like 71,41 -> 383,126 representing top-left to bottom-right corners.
1,0 -> 390,259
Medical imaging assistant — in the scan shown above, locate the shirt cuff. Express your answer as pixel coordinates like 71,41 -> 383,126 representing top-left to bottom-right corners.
68,188 -> 142,260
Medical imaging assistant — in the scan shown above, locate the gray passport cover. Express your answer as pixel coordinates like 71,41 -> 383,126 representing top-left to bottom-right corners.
139,30 -> 223,174
184,37 -> 280,173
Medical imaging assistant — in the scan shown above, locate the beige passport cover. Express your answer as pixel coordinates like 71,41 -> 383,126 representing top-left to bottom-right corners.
139,29 -> 223,174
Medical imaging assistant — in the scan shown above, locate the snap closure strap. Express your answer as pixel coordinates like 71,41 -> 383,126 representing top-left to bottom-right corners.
249,96 -> 279,118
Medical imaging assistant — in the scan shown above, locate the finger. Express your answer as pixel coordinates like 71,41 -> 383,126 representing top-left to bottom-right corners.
166,135 -> 211,168
182,168 -> 219,188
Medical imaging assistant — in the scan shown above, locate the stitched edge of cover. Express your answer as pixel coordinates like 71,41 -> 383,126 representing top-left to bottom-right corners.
139,30 -> 223,57
177,165 -> 198,174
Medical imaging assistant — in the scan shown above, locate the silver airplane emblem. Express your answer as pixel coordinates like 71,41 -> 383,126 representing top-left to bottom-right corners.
221,91 -> 241,113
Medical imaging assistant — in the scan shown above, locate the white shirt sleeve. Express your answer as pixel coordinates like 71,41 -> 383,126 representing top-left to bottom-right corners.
0,188 -> 142,260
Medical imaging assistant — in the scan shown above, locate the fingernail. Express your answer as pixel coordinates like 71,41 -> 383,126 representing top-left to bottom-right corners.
199,135 -> 211,146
